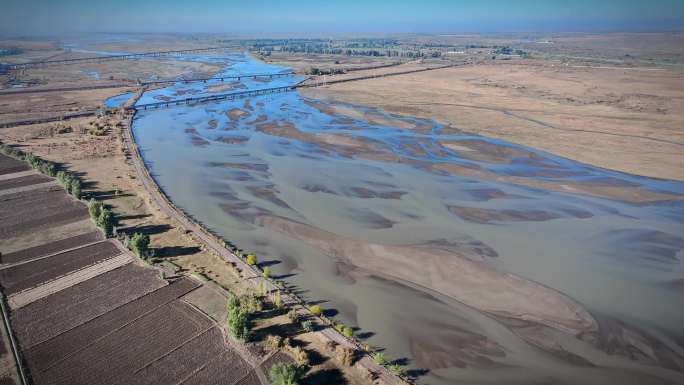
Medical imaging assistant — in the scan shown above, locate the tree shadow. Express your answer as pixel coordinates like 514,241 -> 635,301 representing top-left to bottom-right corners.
302,368 -> 348,385
390,357 -> 410,366
257,260 -> 281,268
122,224 -> 172,235
406,368 -> 431,380
154,246 -> 201,258
117,213 -> 152,221
356,331 -> 375,340
322,308 -> 338,317
304,348 -> 329,366
86,188 -> 133,200
251,321 -> 302,343
271,273 -> 296,280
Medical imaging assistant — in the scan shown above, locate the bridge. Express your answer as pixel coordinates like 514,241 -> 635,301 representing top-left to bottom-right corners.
139,71 -> 295,86
7,47 -> 230,70
129,85 -> 297,111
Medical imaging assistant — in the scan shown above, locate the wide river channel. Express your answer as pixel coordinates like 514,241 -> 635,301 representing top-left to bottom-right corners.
127,52 -> 684,385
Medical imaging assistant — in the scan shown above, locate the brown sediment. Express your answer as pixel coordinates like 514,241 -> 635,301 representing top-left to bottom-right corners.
408,321 -> 507,370
226,108 -> 250,122
448,205 -> 562,224
255,215 -> 598,335
441,139 -> 550,165
216,136 -> 249,145
207,119 -> 218,129
465,188 -> 512,201
347,186 -> 407,200
300,183 -> 337,195
433,163 -> 684,204
190,135 -> 209,147
205,81 -> 243,93
345,208 -> 397,229
205,162 -> 269,172
579,314 -> 684,372
246,185 -> 291,209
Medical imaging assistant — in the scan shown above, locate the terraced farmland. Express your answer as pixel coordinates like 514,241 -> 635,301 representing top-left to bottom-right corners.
0,153 -> 270,385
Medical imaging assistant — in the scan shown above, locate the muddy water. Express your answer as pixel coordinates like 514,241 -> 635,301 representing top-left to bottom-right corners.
132,53 -> 684,385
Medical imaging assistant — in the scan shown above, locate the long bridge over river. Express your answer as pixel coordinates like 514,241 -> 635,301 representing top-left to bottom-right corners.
128,62 -> 465,111
139,71 -> 295,86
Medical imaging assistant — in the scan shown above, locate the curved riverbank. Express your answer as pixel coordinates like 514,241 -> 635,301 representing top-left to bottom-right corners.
122,108 -> 408,385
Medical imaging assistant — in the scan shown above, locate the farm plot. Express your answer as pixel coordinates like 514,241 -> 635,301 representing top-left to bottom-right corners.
131,327 -> 245,385
0,173 -> 50,191
0,155 -> 29,176
181,349 -> 254,385
24,277 -> 200,374
0,186 -> 88,240
0,231 -> 103,264
34,301 -> 215,385
0,241 -> 121,295
11,263 -> 165,348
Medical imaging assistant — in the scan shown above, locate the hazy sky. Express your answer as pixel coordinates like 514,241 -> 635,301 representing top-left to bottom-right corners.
2,0 -> 683,36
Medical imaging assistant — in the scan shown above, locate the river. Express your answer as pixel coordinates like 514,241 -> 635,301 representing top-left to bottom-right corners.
130,52 -> 684,385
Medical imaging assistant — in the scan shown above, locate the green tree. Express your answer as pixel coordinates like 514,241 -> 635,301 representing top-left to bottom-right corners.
269,362 -> 302,385
342,326 -> 354,338
262,266 -> 271,278
309,305 -> 322,316
246,254 -> 257,266
372,352 -> 387,365
69,178 -> 82,199
273,290 -> 283,309
88,198 -> 103,220
97,208 -> 114,237
228,306 -> 250,341
129,232 -> 150,258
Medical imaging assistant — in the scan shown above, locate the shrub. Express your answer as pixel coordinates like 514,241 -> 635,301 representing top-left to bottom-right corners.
372,352 -> 387,365
263,266 -> 271,278
387,364 -> 404,377
287,309 -> 300,324
242,293 -> 263,313
228,295 -> 241,311
288,346 -> 308,366
265,334 -> 283,349
246,254 -> 257,266
309,305 -> 322,316
336,345 -> 354,367
342,326 -> 354,338
273,290 -> 283,309
269,362 -> 302,385
129,232 -> 150,258
301,320 -> 314,333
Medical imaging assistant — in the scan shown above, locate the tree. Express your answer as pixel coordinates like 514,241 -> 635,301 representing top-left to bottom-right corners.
246,254 -> 257,266
269,362 -> 302,385
263,266 -> 271,278
129,232 -> 150,258
273,290 -> 283,309
88,198 -> 103,219
97,208 -> 114,237
342,326 -> 354,338
228,306 -> 250,341
69,178 -> 82,199
372,352 -> 387,365
309,305 -> 322,316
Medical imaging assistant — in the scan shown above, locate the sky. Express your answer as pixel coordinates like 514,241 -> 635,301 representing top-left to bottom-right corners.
1,0 -> 684,36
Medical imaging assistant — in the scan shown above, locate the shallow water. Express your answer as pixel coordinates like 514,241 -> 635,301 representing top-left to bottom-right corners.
104,91 -> 135,108
131,53 -> 684,384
